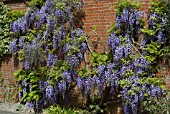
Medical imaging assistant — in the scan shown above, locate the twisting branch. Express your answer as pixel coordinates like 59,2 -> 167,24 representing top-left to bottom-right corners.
86,30 -> 107,54
85,36 -> 93,54
132,38 -> 141,46
84,52 -> 89,70
130,44 -> 145,58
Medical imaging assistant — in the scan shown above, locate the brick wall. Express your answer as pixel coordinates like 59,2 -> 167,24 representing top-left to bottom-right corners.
0,55 -> 23,100
0,0 -> 169,101
2,0 -> 27,11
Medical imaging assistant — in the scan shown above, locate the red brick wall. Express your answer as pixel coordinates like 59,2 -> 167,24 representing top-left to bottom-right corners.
0,55 -> 23,100
3,0 -> 27,11
0,0 -> 169,100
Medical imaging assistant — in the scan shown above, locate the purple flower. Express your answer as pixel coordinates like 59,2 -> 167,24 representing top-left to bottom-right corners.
11,21 -> 20,33
76,77 -> 84,89
10,39 -> 18,53
157,30 -> 165,43
24,61 -> 30,70
23,86 -> 27,95
84,77 -> 93,95
116,14 -> 121,29
140,38 -> 147,48
80,43 -> 88,52
39,80 -> 44,91
149,12 -> 158,29
114,46 -> 124,61
108,33 -> 121,52
77,52 -> 83,61
19,19 -> 27,34
47,17 -> 56,31
67,55 -> 79,67
46,86 -> 54,99
19,38 -> 25,48
54,9 -> 65,23
140,57 -> 148,67
121,8 -> 129,23
58,81 -> 66,95
47,54 -> 58,67
124,44 -> 132,58
37,34 -> 41,41
129,13 -> 135,28
62,71 -> 72,83
97,64 -> 105,76
63,43 -> 70,53
125,34 -> 132,44
76,28 -> 83,36
123,104 -> 131,114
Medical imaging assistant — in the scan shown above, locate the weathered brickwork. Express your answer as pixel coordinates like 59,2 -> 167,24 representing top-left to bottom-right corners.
0,0 -> 169,102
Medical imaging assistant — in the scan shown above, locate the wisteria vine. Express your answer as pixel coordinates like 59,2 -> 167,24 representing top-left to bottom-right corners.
10,0 -> 169,113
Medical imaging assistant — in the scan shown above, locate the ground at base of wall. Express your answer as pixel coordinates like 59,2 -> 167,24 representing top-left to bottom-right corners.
0,102 -> 35,114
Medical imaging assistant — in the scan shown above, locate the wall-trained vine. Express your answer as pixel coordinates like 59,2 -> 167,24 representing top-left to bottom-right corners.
10,0 -> 170,114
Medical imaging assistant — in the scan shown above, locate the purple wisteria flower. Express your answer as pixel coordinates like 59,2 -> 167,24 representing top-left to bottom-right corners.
62,71 -> 72,83
19,38 -> 25,48
76,76 -> 84,89
67,55 -> 79,67
97,64 -> 105,76
24,61 -> 30,70
10,39 -> 18,53
116,14 -> 121,29
114,46 -> 124,61
58,81 -> 66,95
46,86 -> 54,99
47,54 -> 58,67
121,8 -> 129,23
108,33 -> 121,52
76,28 -> 83,36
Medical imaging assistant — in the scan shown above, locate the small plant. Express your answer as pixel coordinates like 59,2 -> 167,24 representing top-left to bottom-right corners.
46,105 -> 87,114
0,72 -> 18,102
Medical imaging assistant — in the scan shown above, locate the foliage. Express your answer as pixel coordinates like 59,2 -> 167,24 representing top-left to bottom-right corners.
0,2 -> 24,59
141,96 -> 170,114
14,70 -> 41,104
144,97 -> 170,114
26,0 -> 46,9
46,105 -> 88,114
10,0 -> 170,114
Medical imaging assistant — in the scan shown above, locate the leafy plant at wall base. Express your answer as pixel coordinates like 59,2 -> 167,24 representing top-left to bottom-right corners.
46,105 -> 90,114
0,72 -> 18,102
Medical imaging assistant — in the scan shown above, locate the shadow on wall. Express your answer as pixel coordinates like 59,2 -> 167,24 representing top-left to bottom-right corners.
0,54 -> 20,69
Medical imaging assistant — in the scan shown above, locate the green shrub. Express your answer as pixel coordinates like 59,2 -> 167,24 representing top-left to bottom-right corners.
46,105 -> 88,114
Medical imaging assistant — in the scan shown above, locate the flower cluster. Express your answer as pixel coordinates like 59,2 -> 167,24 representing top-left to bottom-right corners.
10,0 -> 86,70
121,76 -> 163,114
